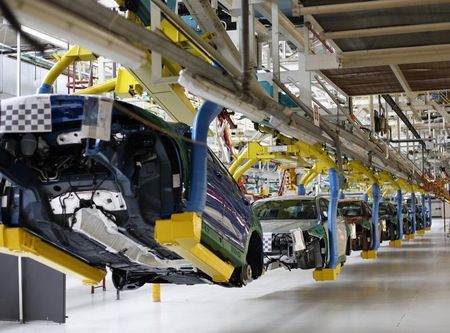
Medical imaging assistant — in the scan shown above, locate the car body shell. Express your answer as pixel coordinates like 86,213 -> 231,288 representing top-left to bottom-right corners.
378,201 -> 399,241
338,199 -> 375,251
0,94 -> 263,288
253,195 -> 349,270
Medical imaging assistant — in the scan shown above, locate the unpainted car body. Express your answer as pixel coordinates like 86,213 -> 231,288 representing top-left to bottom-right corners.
253,195 -> 350,270
378,201 -> 399,241
402,204 -> 414,234
0,95 -> 263,289
338,199 -> 376,251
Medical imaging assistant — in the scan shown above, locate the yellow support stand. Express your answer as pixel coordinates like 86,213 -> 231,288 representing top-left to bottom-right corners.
404,234 -> 415,240
152,284 -> 161,302
417,229 -> 425,235
425,227 -> 431,231
361,250 -> 378,259
0,225 -> 106,285
313,264 -> 341,281
155,212 -> 234,283
389,240 -> 402,247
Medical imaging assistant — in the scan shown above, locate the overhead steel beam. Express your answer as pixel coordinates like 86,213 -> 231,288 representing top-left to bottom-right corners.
300,0 -> 450,16
150,0 -> 240,78
5,0 -> 424,182
389,64 -> 422,122
253,2 -> 305,49
382,94 -> 425,147
431,101 -> 450,124
4,0 -> 234,90
304,14 -> 343,54
324,22 -> 450,40
183,0 -> 241,68
340,44 -> 450,68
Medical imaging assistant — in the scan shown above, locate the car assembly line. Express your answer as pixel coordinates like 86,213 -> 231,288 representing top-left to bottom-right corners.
0,0 -> 449,332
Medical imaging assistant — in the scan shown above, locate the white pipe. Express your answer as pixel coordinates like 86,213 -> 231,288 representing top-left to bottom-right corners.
16,32 -> 21,96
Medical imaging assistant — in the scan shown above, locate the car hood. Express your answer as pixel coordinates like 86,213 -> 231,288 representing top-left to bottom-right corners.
260,219 -> 318,233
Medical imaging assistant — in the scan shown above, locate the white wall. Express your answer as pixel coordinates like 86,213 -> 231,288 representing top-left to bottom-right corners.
432,199 -> 450,218
0,55 -> 69,100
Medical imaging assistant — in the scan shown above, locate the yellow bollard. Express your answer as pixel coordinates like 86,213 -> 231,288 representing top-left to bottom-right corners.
152,284 -> 161,302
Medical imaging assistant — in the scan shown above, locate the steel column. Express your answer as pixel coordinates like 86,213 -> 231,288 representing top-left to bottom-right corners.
428,195 -> 433,227
327,168 -> 339,268
397,190 -> 403,239
411,192 -> 417,234
371,183 -> 380,250
421,194 -> 426,230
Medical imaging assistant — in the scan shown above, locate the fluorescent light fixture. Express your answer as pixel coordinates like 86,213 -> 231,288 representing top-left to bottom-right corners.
21,26 -> 68,49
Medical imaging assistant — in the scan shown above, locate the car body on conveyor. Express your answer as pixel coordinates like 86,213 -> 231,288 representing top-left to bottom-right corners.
338,199 -> 379,251
253,195 -> 350,270
0,94 -> 263,289
416,205 -> 425,230
402,204 -> 414,235
378,201 -> 399,241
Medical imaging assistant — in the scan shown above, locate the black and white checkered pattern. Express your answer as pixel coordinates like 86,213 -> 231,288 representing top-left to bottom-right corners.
263,232 -> 273,252
0,96 -> 52,133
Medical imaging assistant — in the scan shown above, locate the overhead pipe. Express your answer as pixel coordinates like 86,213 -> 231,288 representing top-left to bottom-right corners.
185,101 -> 224,213
73,78 -> 116,95
382,94 -> 425,148
298,168 -> 317,195
38,52 -> 74,93
305,22 -> 334,54
233,158 -> 257,181
240,0 -> 251,93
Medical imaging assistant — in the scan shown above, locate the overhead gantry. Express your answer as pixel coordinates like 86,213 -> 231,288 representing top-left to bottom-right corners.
343,160 -> 380,259
229,139 -> 342,281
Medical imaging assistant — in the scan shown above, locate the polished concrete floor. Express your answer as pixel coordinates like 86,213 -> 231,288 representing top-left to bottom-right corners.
1,218 -> 450,333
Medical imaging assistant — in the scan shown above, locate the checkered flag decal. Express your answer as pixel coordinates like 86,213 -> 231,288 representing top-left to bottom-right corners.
0,95 -> 52,133
263,232 -> 273,252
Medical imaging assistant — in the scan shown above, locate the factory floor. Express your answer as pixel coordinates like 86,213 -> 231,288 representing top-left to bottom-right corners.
1,218 -> 450,333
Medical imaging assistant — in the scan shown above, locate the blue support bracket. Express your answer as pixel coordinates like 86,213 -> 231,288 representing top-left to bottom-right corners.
427,195 -> 432,229
362,193 -> 369,202
418,194 -> 426,234
313,168 -> 341,281
371,183 -> 380,251
411,192 -> 417,235
297,184 -> 306,195
186,101 -> 224,213
391,189 -> 403,247
327,168 -> 339,268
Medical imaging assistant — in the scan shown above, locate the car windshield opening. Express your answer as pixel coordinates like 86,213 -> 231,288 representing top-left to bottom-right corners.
253,200 -> 317,220
379,204 -> 389,216
338,202 -> 363,217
